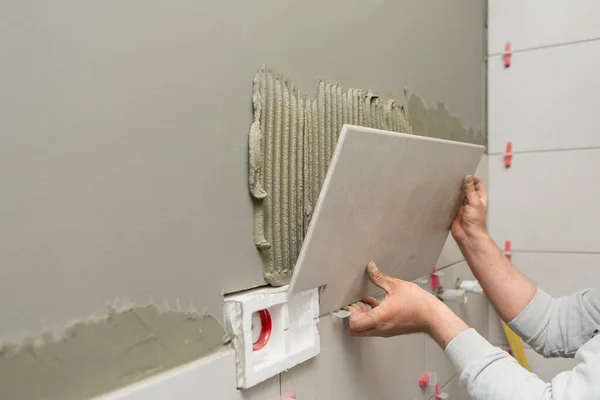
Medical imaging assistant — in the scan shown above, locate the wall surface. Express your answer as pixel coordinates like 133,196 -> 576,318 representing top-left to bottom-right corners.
1,0 -> 485,398
487,0 -> 600,379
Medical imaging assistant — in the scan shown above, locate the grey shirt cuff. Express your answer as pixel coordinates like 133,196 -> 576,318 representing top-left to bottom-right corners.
445,328 -> 496,373
508,288 -> 553,341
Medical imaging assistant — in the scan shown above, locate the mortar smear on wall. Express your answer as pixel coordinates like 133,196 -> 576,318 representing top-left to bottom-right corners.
0,303 -> 229,400
249,66 -> 484,286
249,66 -> 411,286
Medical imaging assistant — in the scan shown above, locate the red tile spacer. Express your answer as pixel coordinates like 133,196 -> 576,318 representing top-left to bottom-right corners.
435,383 -> 442,397
504,142 -> 513,168
431,268 -> 441,290
504,42 -> 512,68
504,240 -> 512,262
419,373 -> 430,387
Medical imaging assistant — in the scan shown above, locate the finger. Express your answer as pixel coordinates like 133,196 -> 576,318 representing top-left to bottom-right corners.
348,327 -> 382,337
363,296 -> 380,309
355,301 -> 368,313
475,180 -> 488,207
347,306 -> 384,332
366,262 -> 394,294
453,203 -> 465,223
463,175 -> 481,207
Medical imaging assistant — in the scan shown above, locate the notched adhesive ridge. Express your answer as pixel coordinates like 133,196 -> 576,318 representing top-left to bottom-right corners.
249,67 -> 481,285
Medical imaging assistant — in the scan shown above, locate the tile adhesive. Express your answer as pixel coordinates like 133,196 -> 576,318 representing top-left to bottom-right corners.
0,304 -> 229,400
249,66 -> 483,286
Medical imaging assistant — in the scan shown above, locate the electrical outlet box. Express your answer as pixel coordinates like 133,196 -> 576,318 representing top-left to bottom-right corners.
223,286 -> 320,389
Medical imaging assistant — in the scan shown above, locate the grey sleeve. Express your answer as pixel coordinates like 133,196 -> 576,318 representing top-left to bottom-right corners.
445,329 -> 600,400
508,288 -> 600,358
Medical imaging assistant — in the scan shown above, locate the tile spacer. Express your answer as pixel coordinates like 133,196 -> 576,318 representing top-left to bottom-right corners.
435,383 -> 449,399
430,268 -> 441,290
504,142 -> 513,168
504,42 -> 512,68
419,372 -> 437,388
504,240 -> 512,262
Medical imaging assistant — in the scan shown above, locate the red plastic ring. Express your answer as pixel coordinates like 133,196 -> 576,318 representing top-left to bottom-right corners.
252,309 -> 272,351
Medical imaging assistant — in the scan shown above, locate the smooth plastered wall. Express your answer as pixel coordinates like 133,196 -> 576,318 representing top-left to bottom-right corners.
1,0 -> 485,397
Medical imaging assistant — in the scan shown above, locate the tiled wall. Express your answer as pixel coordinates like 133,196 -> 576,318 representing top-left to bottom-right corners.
487,0 -> 600,378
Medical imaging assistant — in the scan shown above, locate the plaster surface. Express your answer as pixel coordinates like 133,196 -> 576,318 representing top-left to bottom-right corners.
0,305 -> 228,400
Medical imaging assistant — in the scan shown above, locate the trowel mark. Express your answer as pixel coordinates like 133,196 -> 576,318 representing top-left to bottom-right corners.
248,66 -> 482,285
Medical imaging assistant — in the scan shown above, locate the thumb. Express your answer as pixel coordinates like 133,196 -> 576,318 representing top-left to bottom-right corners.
463,175 -> 481,207
367,262 -> 393,294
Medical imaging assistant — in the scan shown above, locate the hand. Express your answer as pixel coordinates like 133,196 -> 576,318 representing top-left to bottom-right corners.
346,262 -> 443,337
451,175 -> 489,245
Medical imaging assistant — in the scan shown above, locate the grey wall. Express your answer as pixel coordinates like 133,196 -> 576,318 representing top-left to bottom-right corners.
0,0 -> 485,393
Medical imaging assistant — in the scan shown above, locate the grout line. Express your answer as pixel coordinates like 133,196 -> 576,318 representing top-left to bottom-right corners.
512,250 -> 600,255
488,36 -> 600,57
487,145 -> 600,156
437,259 -> 466,272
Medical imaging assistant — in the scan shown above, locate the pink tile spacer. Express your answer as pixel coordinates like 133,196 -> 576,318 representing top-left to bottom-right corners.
431,268 -> 441,290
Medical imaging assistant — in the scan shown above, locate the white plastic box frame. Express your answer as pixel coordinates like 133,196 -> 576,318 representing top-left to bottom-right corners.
223,285 -> 320,389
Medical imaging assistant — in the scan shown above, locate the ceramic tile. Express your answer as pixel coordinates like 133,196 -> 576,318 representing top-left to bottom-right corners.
488,151 -> 600,252
290,125 -> 483,315
281,314 -> 427,400
488,0 -> 600,54
488,41 -> 600,154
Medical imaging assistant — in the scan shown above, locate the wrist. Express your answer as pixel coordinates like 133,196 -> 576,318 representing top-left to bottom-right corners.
426,301 -> 469,349
455,229 -> 491,252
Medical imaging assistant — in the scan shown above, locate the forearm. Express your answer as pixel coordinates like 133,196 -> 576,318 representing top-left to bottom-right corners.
458,233 -> 536,322
427,301 -> 470,349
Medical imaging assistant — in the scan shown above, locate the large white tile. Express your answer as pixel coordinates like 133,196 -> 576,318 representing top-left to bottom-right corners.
438,262 -> 489,336
425,262 -> 489,387
488,151 -> 600,252
97,349 -> 281,400
488,41 -> 600,154
291,125 -> 484,315
488,0 -> 600,54
429,374 -> 470,400
512,252 -> 600,296
487,304 -> 508,347
525,348 -> 578,382
281,314 -> 427,400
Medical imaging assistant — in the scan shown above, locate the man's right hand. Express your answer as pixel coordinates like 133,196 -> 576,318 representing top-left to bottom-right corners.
451,175 -> 489,245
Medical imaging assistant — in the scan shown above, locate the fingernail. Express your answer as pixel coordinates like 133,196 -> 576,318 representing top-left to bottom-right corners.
466,175 -> 474,183
367,261 -> 376,270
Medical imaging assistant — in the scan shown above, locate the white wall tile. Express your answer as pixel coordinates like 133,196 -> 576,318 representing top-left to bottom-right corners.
488,151 -> 600,252
98,349 -> 281,400
488,0 -> 600,54
438,262 -> 489,336
487,304 -> 508,347
524,348 -> 578,382
281,314 -> 427,400
429,374 -> 469,400
512,252 -> 600,296
425,262 -> 489,388
425,336 -> 456,391
488,41 -> 600,154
